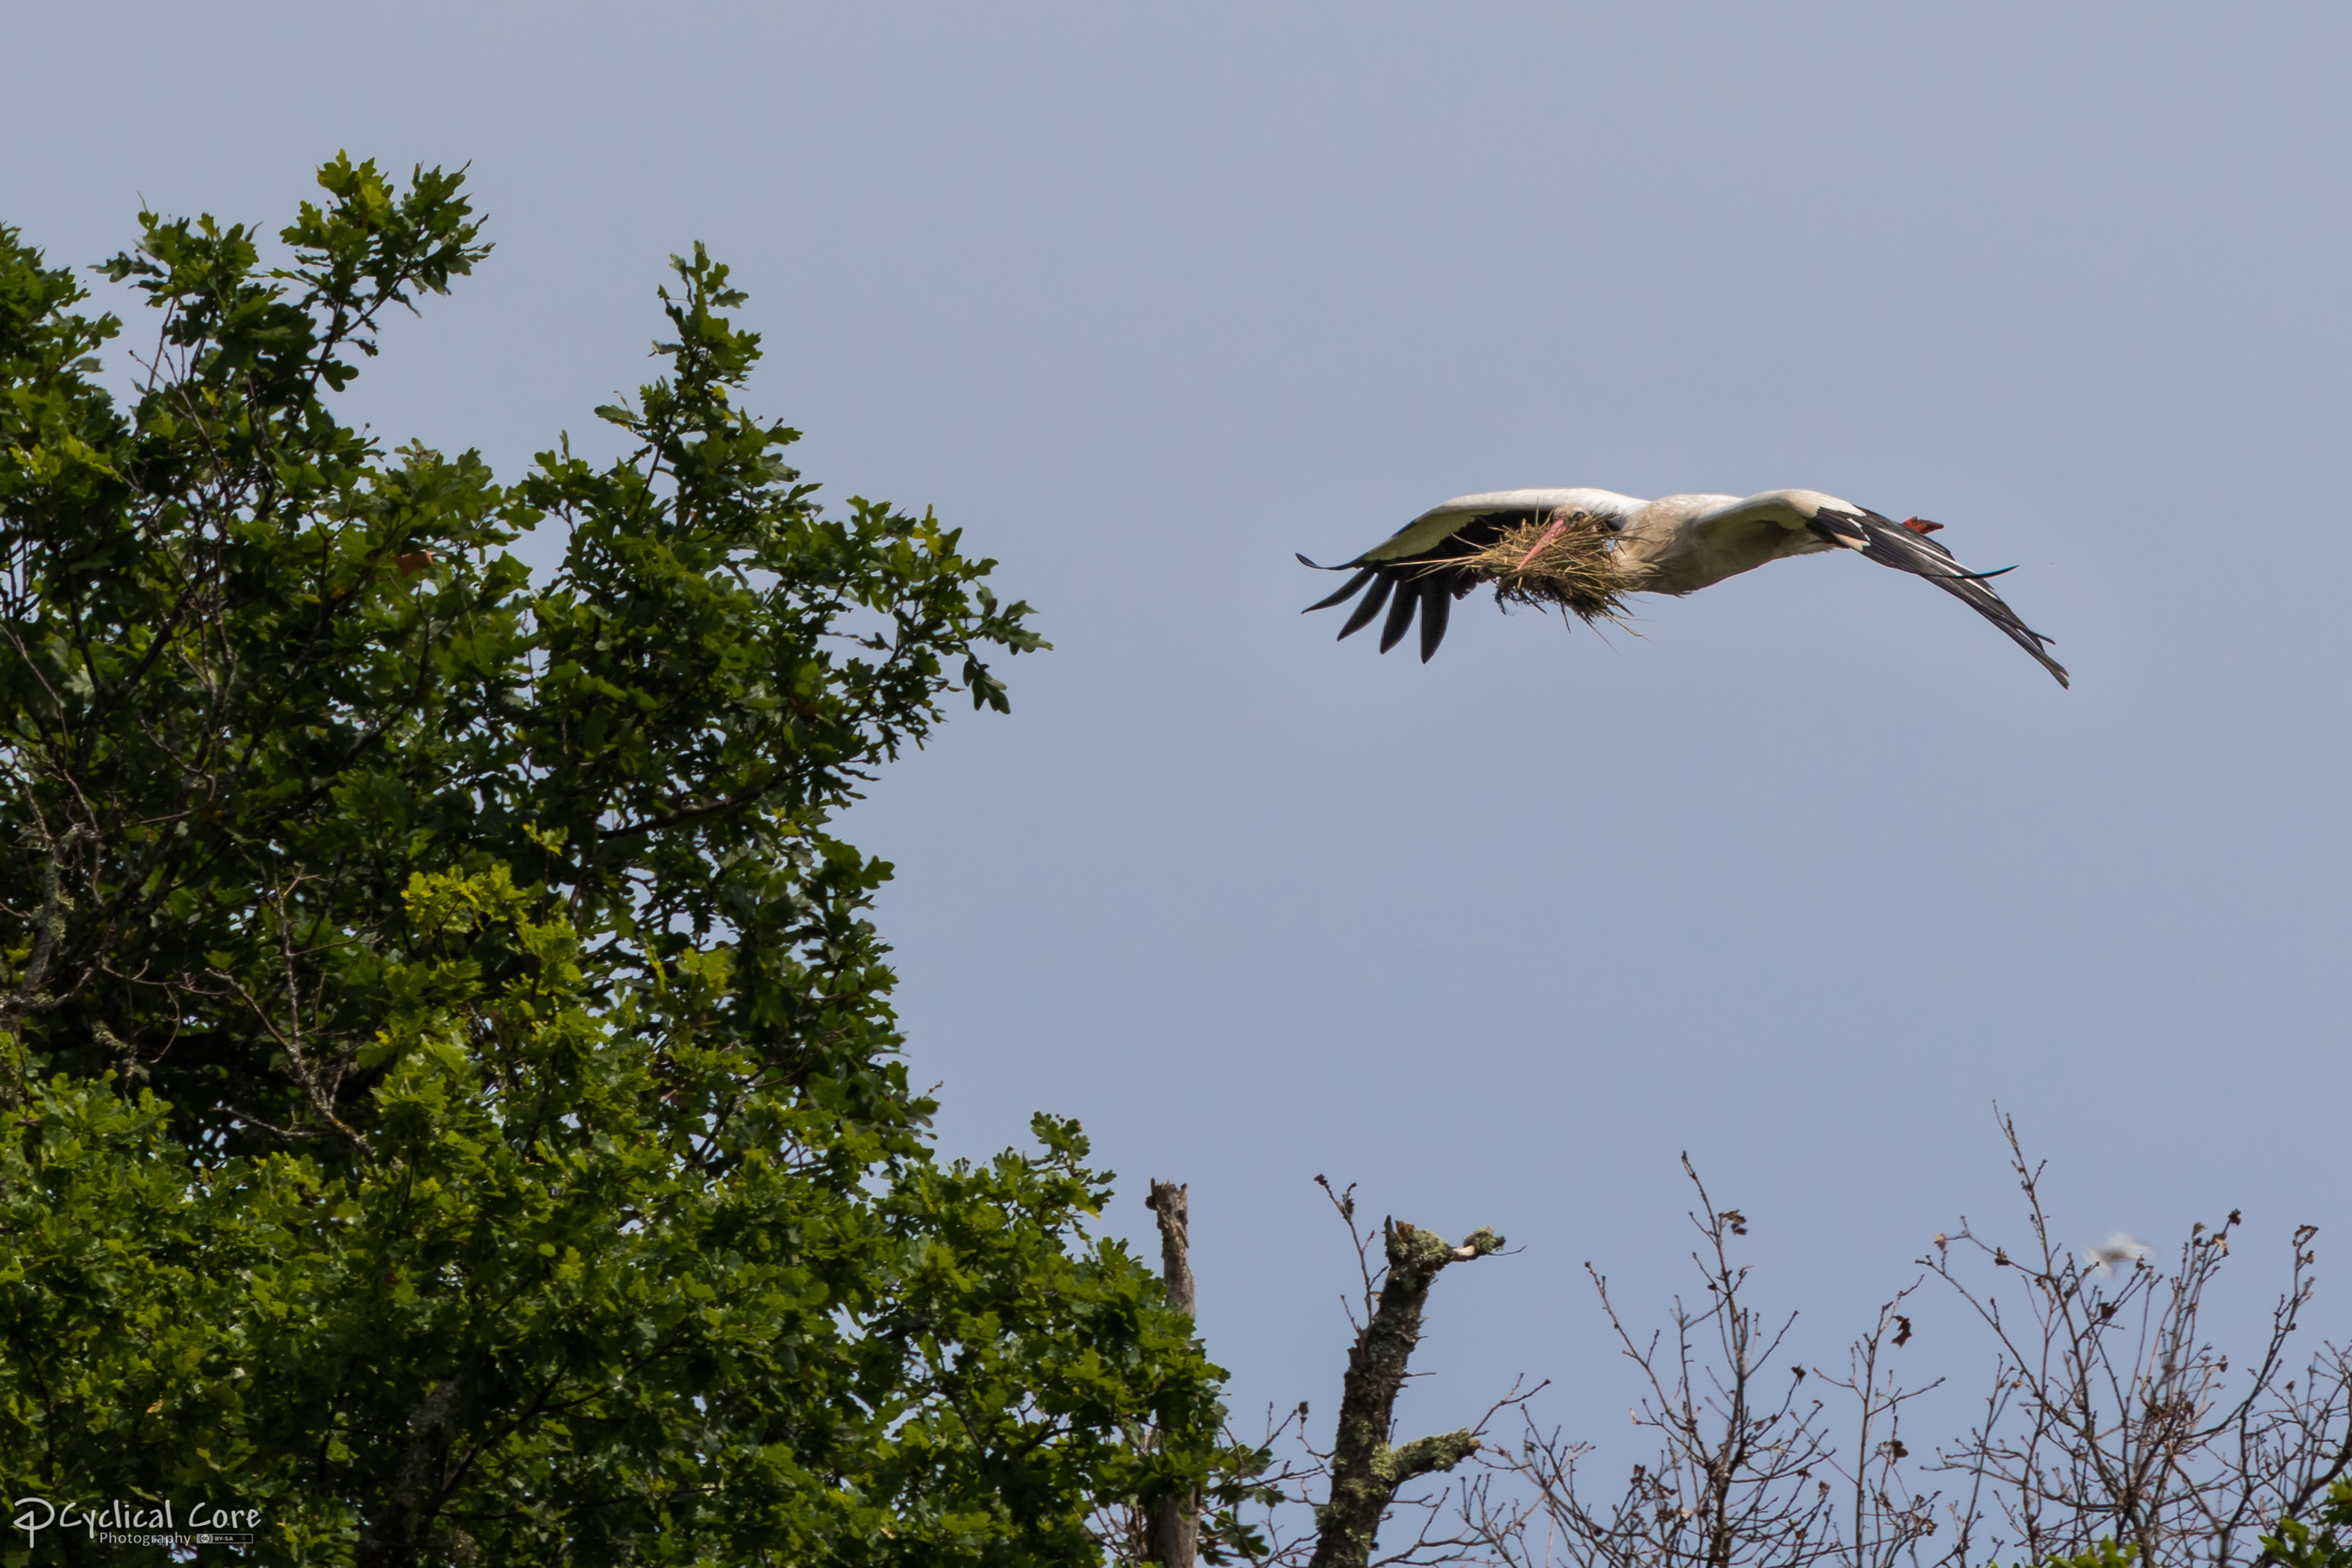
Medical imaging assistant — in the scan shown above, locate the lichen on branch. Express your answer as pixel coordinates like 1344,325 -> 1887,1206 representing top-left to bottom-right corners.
1308,1217 -> 1504,1568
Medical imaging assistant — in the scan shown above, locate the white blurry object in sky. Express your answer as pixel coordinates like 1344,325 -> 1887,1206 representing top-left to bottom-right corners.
2086,1233 -> 2150,1277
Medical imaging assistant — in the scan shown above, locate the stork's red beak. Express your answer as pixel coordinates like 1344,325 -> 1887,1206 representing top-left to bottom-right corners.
1512,513 -> 1571,572
1900,516 -> 1943,535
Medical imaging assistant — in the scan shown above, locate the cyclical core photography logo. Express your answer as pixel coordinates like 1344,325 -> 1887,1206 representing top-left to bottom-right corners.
12,1494 -> 260,1551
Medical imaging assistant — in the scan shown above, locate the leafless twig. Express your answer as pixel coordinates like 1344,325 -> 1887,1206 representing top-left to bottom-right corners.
1927,1111 -> 2352,1568
1471,1156 -> 1943,1568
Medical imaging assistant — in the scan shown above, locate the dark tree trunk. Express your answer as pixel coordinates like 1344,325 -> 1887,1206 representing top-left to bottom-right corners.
358,1375 -> 465,1568
1145,1180 -> 1199,1568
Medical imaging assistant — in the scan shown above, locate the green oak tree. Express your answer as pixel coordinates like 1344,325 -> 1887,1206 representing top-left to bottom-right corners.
0,155 -> 1252,1567
2265,1482 -> 2352,1568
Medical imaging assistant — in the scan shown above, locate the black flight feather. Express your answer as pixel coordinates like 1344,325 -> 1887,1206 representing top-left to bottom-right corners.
1298,508 -> 1543,659
1337,574 -> 1394,641
1302,567 -> 1376,615
1817,508 -> 2070,687
1377,573 -> 1420,652
1418,576 -> 1452,662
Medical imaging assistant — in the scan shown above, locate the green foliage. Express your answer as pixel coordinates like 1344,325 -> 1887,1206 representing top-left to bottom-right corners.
2021,1483 -> 2352,1568
0,156 -> 1225,1566
2264,1481 -> 2352,1568
2033,1540 -> 2143,1568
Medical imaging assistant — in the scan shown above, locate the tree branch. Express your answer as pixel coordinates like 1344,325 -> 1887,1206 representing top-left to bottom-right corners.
1310,1218 -> 1503,1568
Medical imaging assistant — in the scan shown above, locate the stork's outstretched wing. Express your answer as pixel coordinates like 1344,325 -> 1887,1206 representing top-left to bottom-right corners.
1298,489 -> 1634,662
1809,508 -> 2070,688
1293,535 -> 1488,663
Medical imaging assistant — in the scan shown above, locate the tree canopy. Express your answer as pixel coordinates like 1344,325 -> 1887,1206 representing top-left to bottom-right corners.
0,154 -> 1238,1567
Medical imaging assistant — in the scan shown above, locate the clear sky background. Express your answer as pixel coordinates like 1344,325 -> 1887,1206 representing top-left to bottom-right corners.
8,0 -> 2348,1497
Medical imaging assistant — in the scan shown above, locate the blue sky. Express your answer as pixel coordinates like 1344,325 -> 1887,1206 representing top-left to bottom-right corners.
8,0 -> 2346,1492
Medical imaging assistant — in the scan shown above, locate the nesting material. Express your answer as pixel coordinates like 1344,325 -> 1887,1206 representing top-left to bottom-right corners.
1435,510 -> 1643,627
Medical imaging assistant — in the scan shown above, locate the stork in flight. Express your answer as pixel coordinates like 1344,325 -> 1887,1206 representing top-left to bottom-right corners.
1299,488 -> 2068,687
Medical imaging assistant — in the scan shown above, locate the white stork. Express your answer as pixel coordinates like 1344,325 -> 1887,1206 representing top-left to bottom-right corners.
1299,488 -> 2068,686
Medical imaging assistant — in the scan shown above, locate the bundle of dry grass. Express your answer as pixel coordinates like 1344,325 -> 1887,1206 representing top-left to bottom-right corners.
1441,510 -> 1644,627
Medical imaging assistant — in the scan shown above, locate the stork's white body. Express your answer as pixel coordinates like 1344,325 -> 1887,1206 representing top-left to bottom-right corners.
1615,490 -> 1852,595
1308,484 -> 2068,684
1384,487 -> 1861,596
